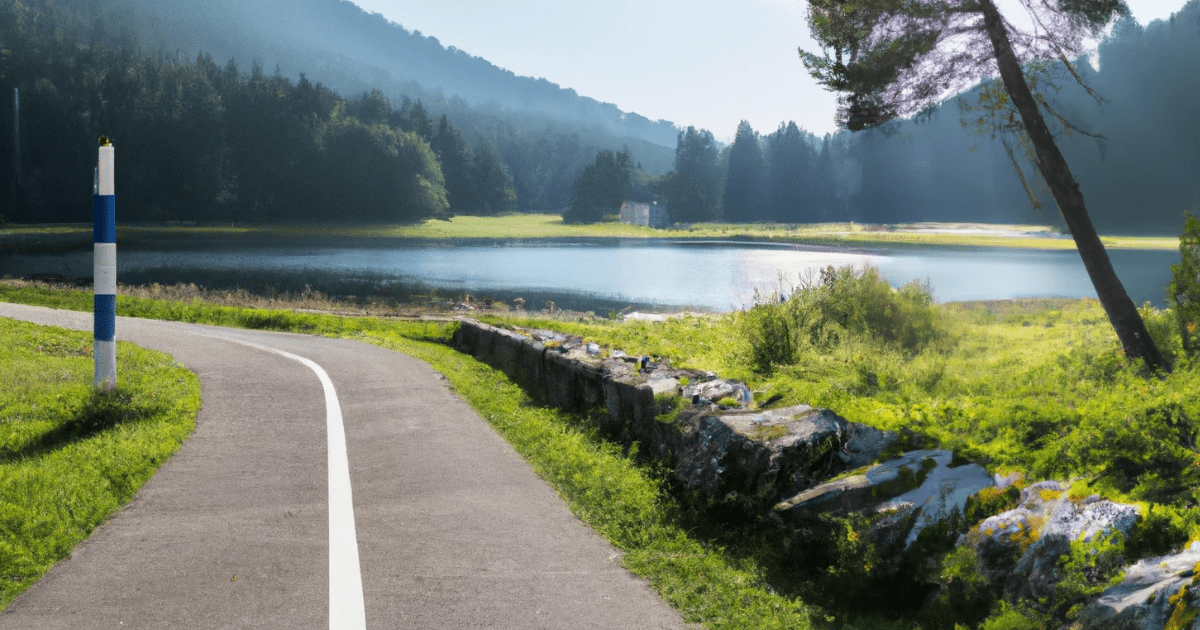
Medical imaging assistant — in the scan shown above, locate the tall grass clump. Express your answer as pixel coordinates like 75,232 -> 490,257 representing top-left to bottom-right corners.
742,264 -> 941,373
1169,212 -> 1200,358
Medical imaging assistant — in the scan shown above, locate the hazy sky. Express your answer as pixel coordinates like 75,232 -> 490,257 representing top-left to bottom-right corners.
349,0 -> 1191,141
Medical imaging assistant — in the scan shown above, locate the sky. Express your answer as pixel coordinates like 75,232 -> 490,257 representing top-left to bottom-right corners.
349,0 -> 1192,141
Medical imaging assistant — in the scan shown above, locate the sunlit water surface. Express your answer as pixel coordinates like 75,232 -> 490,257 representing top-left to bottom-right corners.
6,240 -> 1179,310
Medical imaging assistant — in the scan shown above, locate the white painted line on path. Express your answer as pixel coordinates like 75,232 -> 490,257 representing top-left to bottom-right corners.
202,334 -> 367,630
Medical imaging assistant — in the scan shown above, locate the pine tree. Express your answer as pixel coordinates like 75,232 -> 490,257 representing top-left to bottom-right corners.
722,121 -> 766,223
764,122 -> 814,223
563,149 -> 632,224
800,0 -> 1170,372
813,135 -> 837,220
430,115 -> 476,214
665,127 -> 722,223
471,140 -> 517,215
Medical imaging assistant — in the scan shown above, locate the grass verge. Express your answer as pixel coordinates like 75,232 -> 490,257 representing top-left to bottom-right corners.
0,282 -> 815,628
0,317 -> 200,609
9,275 -> 1199,627
483,297 -> 1200,503
1,215 -> 1179,250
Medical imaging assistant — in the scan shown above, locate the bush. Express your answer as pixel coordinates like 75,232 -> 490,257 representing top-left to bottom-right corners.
794,265 -> 939,352
741,264 -> 941,372
1140,302 -> 1181,366
740,298 -> 798,373
1126,504 -> 1196,558
1169,213 -> 1200,357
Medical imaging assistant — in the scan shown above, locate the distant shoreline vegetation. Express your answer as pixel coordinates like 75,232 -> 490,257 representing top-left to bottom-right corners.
0,216 -> 1180,252
2,0 -> 1198,234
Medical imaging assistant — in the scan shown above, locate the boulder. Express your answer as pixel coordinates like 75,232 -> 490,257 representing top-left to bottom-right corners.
881,451 -> 994,547
672,405 -> 897,507
960,481 -> 1140,601
646,375 -> 680,397
1078,541 -> 1200,629
777,449 -> 993,549
689,379 -> 753,408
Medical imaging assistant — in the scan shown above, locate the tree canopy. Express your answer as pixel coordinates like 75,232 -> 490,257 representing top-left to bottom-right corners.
799,0 -> 1170,372
722,121 -> 766,223
766,122 -> 817,223
562,149 -> 633,224
663,127 -> 722,224
800,0 -> 1127,131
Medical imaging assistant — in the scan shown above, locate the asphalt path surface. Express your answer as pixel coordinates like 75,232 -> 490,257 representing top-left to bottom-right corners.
0,303 -> 690,629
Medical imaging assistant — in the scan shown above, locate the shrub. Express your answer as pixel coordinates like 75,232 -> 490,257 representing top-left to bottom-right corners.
653,392 -> 687,424
1126,504 -> 1196,558
793,265 -> 939,352
740,297 -> 799,373
1169,213 -> 1200,357
741,264 -> 941,372
1140,302 -> 1181,366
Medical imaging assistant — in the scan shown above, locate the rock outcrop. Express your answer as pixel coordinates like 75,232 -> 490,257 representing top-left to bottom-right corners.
959,480 -> 1140,603
448,318 -> 1200,629
777,449 -> 993,556
668,404 -> 896,506
1079,541 -> 1200,629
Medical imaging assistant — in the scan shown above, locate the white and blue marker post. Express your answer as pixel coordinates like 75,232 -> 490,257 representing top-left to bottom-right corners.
93,138 -> 117,390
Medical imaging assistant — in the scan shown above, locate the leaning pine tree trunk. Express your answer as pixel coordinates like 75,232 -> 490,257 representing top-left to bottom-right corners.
978,0 -> 1171,373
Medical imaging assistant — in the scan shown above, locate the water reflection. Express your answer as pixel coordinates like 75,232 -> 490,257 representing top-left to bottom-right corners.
2,240 -> 1179,311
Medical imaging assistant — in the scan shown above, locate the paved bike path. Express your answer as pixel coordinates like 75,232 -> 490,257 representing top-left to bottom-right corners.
0,304 -> 689,629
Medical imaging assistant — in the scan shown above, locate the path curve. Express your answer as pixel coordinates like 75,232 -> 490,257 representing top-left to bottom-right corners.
0,303 -> 689,629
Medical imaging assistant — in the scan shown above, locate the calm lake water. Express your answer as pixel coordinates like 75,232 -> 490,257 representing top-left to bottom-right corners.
4,239 -> 1180,311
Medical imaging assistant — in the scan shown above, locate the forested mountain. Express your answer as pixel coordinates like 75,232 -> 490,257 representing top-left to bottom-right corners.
87,0 -> 683,208
0,0 -> 677,223
0,0 -> 458,223
89,0 -> 680,148
1,0 -> 1194,230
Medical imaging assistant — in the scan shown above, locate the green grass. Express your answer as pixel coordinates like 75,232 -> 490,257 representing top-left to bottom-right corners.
485,298 -> 1200,504
0,282 -> 816,628
0,318 -> 200,609
367,334 -> 815,629
2,215 -> 1179,250
8,277 -> 1200,627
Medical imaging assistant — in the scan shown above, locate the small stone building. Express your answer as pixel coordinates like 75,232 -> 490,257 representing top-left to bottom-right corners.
618,201 -> 669,229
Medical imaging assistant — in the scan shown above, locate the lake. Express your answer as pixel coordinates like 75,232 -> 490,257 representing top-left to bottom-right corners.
2,239 -> 1180,311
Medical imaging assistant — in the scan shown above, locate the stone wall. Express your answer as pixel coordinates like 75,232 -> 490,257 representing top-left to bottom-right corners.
450,318 -> 896,509
447,318 -> 1200,629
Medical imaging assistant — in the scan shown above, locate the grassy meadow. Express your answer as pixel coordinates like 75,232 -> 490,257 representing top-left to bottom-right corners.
3,272 -> 1200,627
489,296 -> 1200,500
0,317 -> 200,609
0,214 -> 1180,251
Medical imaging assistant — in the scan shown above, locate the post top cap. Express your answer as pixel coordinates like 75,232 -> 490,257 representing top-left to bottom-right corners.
98,135 -> 111,147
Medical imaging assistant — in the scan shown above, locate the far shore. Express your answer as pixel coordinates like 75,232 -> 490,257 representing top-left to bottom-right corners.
0,214 -> 1181,252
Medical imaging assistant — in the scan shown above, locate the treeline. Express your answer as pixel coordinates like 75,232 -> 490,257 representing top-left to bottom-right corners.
0,0 -> 512,223
92,0 -> 681,212
576,2 -> 1199,234
0,0 -> 675,224
95,0 -> 680,148
566,123 -> 837,226
828,3 -> 1200,234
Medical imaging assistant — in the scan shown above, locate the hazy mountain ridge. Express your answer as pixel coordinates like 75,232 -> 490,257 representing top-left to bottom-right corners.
91,0 -> 680,149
